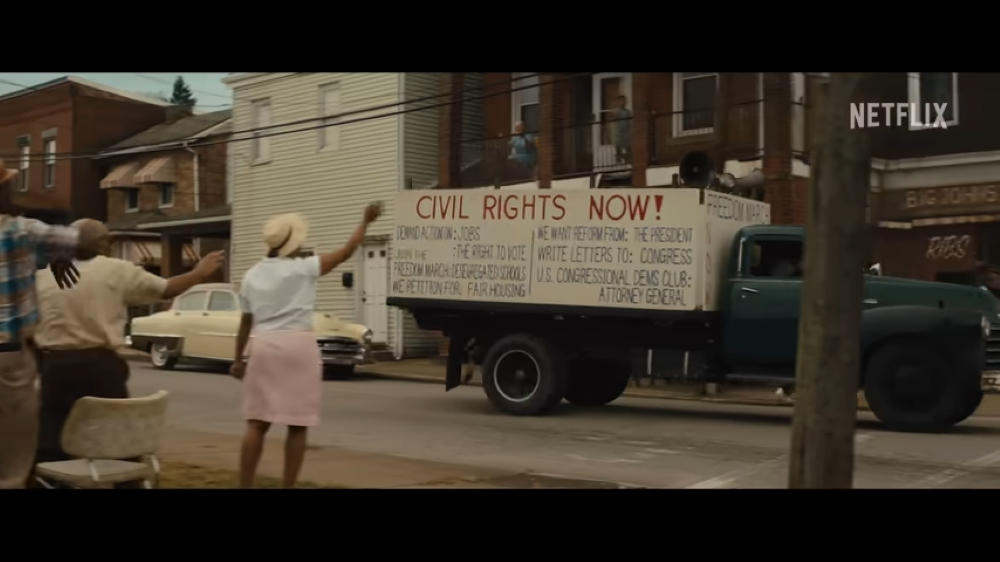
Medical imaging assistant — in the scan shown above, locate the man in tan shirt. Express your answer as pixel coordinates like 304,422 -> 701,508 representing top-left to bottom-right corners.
34,219 -> 224,464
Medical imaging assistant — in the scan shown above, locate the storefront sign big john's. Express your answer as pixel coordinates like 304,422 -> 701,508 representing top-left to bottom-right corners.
879,184 -> 1000,221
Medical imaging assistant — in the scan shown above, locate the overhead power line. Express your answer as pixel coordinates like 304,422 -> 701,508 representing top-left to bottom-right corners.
5,73 -> 555,163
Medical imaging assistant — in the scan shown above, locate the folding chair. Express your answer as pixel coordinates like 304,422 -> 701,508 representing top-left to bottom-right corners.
35,390 -> 169,489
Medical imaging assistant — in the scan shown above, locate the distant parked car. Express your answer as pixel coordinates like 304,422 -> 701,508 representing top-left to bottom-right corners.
129,283 -> 372,378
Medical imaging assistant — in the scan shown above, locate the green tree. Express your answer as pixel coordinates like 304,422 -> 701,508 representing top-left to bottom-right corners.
169,76 -> 197,108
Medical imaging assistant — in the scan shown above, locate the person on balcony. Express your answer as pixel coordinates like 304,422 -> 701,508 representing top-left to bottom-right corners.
614,95 -> 632,165
508,120 -> 537,178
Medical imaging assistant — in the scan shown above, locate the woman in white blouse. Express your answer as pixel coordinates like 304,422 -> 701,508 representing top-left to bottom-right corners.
232,204 -> 380,488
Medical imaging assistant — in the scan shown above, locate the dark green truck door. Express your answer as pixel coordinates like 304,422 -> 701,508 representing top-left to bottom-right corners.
725,279 -> 802,366
723,234 -> 804,368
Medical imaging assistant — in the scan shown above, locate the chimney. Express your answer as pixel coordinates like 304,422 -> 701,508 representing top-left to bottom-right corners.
164,104 -> 193,124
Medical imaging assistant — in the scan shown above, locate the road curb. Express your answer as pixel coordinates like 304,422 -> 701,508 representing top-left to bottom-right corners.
356,369 -> 819,410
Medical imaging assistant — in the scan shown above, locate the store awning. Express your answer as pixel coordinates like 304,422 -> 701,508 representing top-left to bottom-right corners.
135,156 -> 177,184
99,161 -> 141,189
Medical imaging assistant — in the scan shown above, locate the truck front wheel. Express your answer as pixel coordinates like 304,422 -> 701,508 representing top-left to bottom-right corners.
864,338 -> 982,432
564,360 -> 631,407
482,334 -> 567,416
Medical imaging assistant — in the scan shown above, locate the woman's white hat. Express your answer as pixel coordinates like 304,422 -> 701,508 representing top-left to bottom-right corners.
263,213 -> 309,257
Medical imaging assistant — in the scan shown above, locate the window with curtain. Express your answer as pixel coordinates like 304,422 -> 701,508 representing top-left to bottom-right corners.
251,99 -> 272,162
678,72 -> 717,133
43,138 -> 55,188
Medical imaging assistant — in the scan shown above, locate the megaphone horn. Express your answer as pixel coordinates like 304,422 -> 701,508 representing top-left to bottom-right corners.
679,151 -> 716,189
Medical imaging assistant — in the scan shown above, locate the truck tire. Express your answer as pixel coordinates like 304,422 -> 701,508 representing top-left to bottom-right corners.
864,338 -> 980,432
564,360 -> 630,407
481,334 -> 567,416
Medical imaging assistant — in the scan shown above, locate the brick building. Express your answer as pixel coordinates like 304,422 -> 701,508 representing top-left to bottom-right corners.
436,72 -> 821,225
96,109 -> 231,278
0,76 -> 173,220
867,73 -> 1000,285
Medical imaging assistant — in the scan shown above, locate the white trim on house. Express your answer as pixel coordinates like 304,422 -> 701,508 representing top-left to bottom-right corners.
757,73 -> 765,155
394,73 -> 406,360
222,72 -> 300,89
672,72 -> 718,138
17,143 -> 29,192
791,72 -> 806,153
250,99 -> 272,164
138,215 -> 231,229
317,82 -> 341,151
872,149 -> 1000,171
906,72 -> 959,130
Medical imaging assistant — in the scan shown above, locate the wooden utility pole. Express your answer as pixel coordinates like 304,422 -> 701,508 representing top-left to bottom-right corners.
788,73 -> 873,489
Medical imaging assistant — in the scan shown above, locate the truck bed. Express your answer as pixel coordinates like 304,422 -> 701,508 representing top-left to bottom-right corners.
389,188 -> 769,314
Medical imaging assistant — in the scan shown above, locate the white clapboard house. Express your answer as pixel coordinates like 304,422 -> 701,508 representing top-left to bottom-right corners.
224,73 -> 443,359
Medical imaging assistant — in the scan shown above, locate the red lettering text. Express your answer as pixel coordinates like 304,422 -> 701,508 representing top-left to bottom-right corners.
551,195 -> 566,220
589,194 -> 651,221
416,195 -> 432,219
481,194 -> 567,220
416,195 -> 469,220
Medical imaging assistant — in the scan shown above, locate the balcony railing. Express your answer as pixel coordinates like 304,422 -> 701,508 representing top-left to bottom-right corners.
456,132 -> 537,188
557,116 -> 633,176
650,100 -> 763,164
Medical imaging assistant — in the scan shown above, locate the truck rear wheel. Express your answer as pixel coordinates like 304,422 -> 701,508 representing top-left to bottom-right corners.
564,360 -> 630,406
482,334 -> 567,416
864,338 -> 981,432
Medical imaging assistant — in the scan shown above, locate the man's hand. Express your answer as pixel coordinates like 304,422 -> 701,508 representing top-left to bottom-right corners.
194,251 -> 225,277
230,361 -> 245,380
363,202 -> 383,225
50,259 -> 79,289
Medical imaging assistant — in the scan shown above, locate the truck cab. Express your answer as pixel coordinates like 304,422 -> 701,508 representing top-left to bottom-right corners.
722,225 -> 997,376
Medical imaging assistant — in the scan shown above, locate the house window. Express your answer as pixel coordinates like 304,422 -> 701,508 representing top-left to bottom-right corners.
673,72 -> 718,136
42,137 -> 56,188
16,137 -> 29,192
251,99 -> 272,163
907,72 -> 958,129
125,188 -> 140,212
318,83 -> 341,151
159,183 -> 175,208
510,72 -> 540,133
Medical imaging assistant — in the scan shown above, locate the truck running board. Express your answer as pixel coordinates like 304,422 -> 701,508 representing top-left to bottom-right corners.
725,373 -> 796,386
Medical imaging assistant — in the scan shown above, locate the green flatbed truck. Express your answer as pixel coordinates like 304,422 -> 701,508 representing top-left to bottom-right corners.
388,183 -> 994,432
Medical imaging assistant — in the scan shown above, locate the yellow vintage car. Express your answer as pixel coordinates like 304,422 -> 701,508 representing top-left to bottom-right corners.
128,283 -> 372,378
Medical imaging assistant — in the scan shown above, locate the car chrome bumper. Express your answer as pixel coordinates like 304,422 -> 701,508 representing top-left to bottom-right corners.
317,339 -> 370,366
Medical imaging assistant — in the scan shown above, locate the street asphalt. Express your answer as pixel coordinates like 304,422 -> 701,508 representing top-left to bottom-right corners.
130,363 -> 1000,489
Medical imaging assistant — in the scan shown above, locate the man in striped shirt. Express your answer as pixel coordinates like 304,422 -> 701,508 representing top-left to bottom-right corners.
0,160 -> 99,489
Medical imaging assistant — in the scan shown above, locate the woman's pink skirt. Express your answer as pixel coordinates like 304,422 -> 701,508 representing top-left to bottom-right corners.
243,330 -> 322,427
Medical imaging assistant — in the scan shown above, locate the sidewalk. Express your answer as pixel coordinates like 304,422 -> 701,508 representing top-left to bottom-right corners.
357,358 -> 1000,417
161,427 -> 512,488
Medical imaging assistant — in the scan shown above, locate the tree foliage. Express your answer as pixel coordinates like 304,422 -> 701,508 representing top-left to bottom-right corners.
169,76 -> 197,108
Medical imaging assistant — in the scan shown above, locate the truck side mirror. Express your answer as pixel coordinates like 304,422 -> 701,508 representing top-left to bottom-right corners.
342,272 -> 354,288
